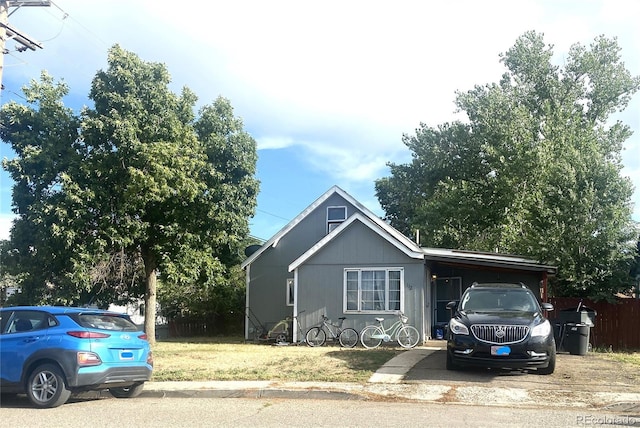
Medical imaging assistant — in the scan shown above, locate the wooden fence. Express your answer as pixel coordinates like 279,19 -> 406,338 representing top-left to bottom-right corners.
166,313 -> 244,338
548,297 -> 640,350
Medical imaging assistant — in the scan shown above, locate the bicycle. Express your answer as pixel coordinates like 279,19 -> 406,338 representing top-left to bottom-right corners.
360,311 -> 420,349
305,315 -> 359,348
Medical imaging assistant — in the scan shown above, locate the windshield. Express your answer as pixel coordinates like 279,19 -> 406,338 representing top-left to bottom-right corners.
460,289 -> 539,312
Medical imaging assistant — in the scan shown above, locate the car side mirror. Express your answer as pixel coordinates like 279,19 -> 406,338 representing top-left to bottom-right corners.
541,302 -> 554,311
446,301 -> 457,310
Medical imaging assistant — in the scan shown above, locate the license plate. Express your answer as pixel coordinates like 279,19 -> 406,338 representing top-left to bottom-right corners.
491,345 -> 511,356
120,350 -> 134,360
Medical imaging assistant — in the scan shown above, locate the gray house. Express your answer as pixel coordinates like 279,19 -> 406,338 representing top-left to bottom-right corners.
242,186 -> 556,343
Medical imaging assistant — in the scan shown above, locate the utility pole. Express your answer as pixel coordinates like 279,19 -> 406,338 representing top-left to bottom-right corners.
0,0 -> 51,90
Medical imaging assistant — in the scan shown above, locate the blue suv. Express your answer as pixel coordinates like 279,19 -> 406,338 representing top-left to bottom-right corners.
0,306 -> 153,408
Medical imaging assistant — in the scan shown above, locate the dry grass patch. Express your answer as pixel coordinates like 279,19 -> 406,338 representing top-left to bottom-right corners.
596,350 -> 640,366
151,337 -> 402,383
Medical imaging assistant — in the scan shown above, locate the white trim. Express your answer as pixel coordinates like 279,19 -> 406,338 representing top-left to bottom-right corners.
343,267 -> 404,313
422,247 -> 557,273
289,213 -> 423,272
244,265 -> 250,340
327,205 -> 347,233
293,269 -> 299,342
241,186 -> 344,269
242,185 -> 423,270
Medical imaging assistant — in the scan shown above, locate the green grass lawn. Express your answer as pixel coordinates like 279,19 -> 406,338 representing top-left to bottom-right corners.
151,336 -> 403,383
151,336 -> 640,383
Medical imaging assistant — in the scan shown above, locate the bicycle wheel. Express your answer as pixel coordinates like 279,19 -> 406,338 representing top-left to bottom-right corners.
360,326 -> 383,349
397,325 -> 420,348
305,327 -> 326,347
338,328 -> 358,348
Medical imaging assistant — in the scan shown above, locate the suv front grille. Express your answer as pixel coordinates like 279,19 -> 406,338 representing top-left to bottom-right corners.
470,324 -> 529,344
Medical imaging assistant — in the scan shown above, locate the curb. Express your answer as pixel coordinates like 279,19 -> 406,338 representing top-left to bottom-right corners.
141,380 -> 640,414
140,346 -> 640,414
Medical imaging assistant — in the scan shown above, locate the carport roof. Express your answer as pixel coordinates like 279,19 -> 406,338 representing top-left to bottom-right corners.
422,248 -> 557,274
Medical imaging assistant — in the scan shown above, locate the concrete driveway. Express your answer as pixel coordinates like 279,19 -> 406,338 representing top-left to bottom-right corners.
399,343 -> 640,394
363,341 -> 640,413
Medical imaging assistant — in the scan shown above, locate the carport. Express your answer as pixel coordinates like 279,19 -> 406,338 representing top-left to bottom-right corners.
421,248 -> 557,340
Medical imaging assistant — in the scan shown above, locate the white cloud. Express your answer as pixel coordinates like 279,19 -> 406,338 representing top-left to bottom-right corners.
3,0 -> 639,228
257,136 -> 295,150
301,141 -> 392,182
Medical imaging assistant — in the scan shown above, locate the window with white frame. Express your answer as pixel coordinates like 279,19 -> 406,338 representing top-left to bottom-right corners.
286,278 -> 294,306
344,268 -> 403,312
327,206 -> 347,233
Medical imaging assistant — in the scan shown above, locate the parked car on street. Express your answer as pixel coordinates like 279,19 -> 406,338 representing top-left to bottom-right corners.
0,306 -> 153,408
446,282 -> 556,375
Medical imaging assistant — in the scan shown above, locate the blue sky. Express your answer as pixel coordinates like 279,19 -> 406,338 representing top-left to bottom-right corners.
1,0 -> 639,242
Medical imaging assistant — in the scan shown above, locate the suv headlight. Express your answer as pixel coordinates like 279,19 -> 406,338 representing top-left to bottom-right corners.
449,318 -> 469,335
531,320 -> 551,337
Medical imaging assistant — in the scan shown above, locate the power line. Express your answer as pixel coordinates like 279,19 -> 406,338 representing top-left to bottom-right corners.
256,208 -> 290,222
49,0 -> 108,49
0,0 -> 52,90
36,3 -> 66,43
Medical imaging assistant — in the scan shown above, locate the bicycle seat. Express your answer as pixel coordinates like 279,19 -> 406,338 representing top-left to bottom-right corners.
375,317 -> 385,323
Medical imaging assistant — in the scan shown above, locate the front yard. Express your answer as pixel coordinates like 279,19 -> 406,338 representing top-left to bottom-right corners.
151,337 -> 403,382
151,337 -> 640,386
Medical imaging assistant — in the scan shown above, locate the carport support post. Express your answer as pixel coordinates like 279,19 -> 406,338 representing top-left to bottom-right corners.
541,272 -> 548,303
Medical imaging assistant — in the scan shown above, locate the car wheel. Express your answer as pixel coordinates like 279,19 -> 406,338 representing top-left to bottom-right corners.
537,348 -> 556,375
445,351 -> 458,371
109,382 -> 145,398
26,363 -> 72,408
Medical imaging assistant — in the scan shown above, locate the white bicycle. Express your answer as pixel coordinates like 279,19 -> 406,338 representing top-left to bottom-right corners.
360,311 -> 420,349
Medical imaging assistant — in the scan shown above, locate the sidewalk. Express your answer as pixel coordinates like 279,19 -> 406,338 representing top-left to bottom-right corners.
141,344 -> 640,415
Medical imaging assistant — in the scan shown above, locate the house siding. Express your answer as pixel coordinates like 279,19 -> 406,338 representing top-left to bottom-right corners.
294,221 -> 426,338
246,193 -> 362,336
244,186 -> 555,344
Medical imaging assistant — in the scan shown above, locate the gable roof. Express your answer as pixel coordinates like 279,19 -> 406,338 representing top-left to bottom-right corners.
241,185 -> 420,269
242,185 -> 557,275
288,213 -> 424,272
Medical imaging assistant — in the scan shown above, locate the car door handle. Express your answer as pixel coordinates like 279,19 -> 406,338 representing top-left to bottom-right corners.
23,337 -> 40,343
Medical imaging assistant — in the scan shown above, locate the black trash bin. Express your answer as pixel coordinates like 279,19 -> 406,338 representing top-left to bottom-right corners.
564,323 -> 590,355
556,304 -> 597,353
558,305 -> 597,327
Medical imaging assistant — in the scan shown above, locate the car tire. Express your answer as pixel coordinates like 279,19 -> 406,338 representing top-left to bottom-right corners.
445,351 -> 458,371
109,382 -> 145,398
26,363 -> 72,408
537,348 -> 556,375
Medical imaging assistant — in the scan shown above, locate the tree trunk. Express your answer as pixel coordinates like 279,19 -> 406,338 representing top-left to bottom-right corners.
142,248 -> 157,346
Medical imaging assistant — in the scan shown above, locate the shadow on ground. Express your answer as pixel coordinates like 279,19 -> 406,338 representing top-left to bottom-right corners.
403,350 -> 527,383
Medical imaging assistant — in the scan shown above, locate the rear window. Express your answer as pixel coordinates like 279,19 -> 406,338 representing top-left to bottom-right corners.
73,313 -> 139,332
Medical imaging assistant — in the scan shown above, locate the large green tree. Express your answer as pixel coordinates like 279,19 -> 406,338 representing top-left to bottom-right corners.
1,45 -> 259,342
1,73 -> 84,305
376,32 -> 639,298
